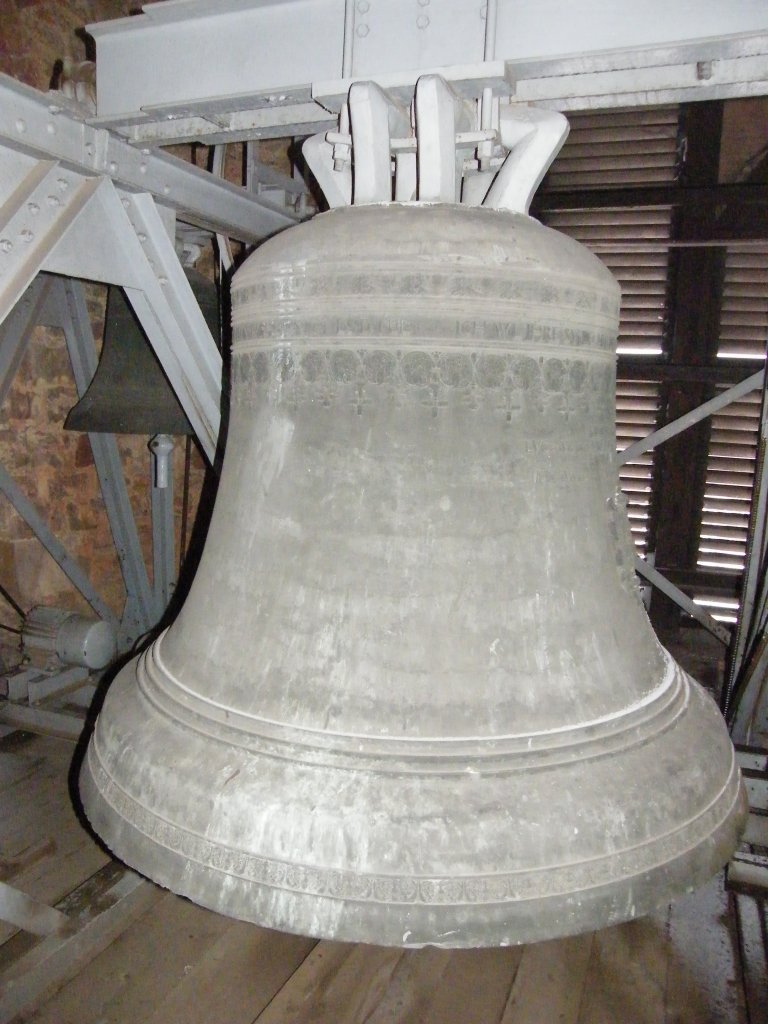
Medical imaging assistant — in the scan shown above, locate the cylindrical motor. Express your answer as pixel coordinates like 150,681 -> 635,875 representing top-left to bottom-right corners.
22,606 -> 117,670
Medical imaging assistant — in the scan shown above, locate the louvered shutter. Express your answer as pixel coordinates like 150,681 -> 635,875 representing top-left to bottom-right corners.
542,107 -> 680,191
615,380 -> 660,555
717,246 -> 768,361
693,247 -> 768,620
544,208 -> 671,357
539,106 -> 681,559
697,388 -> 762,574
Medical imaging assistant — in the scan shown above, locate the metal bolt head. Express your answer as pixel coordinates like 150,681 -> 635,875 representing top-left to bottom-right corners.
46,195 -> 62,208
356,23 -> 370,37
27,202 -> 40,215
0,239 -> 13,253
20,229 -> 33,243
357,0 -> 370,10
416,13 -> 429,28
696,60 -> 714,81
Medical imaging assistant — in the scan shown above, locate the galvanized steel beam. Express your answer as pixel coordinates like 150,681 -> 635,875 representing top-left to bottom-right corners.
0,74 -> 299,243
87,0 -> 768,143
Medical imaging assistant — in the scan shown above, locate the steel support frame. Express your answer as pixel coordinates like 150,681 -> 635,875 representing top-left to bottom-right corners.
0,72 -> 295,660
0,74 -> 300,243
149,434 -> 176,617
0,272 -> 160,647
0,158 -> 222,462
729,371 -> 768,741
41,276 -> 157,646
623,370 -> 768,648
86,0 -> 768,144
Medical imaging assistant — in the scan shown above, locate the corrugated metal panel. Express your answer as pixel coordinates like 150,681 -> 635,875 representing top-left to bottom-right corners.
718,247 -> 768,361
541,106 -> 680,191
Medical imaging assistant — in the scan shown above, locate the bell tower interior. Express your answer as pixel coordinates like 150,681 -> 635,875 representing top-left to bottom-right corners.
0,1 -> 766,1020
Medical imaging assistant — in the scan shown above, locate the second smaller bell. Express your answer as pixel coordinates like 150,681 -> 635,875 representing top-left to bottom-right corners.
65,269 -> 219,436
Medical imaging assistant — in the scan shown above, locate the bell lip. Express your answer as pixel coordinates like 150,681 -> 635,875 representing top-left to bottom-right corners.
79,735 -> 747,947
79,654 -> 748,948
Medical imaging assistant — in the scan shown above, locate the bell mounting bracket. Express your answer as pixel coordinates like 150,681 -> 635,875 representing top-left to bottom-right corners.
303,75 -> 569,212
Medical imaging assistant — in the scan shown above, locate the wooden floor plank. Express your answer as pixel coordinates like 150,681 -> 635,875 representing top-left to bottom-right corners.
252,941 -> 357,1023
0,734 -> 108,950
663,877 -> 748,1024
143,923 -> 316,1024
362,946 -> 454,1024
253,941 -> 406,1024
734,894 -> 768,1024
577,914 -> 669,1024
26,892 -> 232,1024
500,932 -> 593,1024
417,946 -> 524,1024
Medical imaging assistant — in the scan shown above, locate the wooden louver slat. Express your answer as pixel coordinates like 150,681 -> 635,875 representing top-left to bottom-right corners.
697,390 -> 763,574
718,246 -> 768,361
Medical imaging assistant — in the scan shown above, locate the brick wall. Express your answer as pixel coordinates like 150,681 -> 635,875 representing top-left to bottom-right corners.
0,1 -> 210,624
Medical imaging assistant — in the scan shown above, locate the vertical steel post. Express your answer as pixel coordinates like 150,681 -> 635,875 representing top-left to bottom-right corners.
149,433 -> 176,617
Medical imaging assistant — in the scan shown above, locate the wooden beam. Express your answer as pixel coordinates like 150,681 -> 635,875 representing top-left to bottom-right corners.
0,864 -> 156,1023
650,102 -> 726,636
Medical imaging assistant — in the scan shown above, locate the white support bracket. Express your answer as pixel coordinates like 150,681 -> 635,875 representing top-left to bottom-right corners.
304,75 -> 568,213
415,75 -> 475,204
347,81 -> 411,205
484,103 -> 569,214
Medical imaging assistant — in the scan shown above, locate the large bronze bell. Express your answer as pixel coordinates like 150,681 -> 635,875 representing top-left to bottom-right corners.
80,204 -> 746,947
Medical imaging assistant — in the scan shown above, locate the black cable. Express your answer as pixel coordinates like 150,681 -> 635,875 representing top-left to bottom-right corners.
0,622 -> 21,636
0,582 -> 24,620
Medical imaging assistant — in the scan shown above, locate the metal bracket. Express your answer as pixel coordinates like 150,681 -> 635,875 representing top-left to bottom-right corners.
149,434 -> 176,617
0,273 -> 161,647
41,277 -> 157,646
303,75 -> 568,212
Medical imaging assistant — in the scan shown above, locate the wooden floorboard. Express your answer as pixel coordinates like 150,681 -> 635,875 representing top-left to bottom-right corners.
0,732 -> 109,951
663,877 -> 749,1024
143,922 -> 315,1024
1,732 -> 761,1024
25,893 -> 231,1023
501,932 -> 592,1024
734,894 -> 768,1024
576,914 -> 669,1024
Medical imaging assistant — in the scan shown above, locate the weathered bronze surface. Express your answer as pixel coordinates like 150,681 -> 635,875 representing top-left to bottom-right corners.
80,204 -> 746,947
65,269 -> 218,436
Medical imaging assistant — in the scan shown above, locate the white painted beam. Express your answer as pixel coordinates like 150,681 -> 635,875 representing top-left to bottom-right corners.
87,0 -> 768,142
